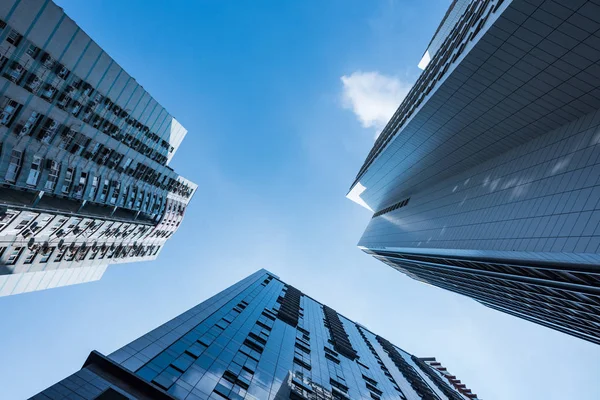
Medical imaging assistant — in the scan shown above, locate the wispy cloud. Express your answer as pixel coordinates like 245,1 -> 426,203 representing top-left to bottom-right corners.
341,71 -> 411,137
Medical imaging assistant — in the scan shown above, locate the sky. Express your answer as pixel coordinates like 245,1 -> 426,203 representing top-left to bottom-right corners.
0,0 -> 599,399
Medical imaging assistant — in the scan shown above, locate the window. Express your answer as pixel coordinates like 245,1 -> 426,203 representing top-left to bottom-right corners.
74,172 -> 88,198
64,247 -> 77,262
25,74 -> 41,92
6,29 -> 22,46
70,101 -> 82,116
106,247 -> 115,259
54,247 -> 66,262
61,168 -> 74,194
59,128 -> 76,149
26,44 -> 39,58
127,187 -> 137,208
26,155 -> 43,186
83,83 -> 94,97
40,84 -> 57,101
143,192 -> 151,210
20,111 -> 41,136
98,179 -> 110,202
0,99 -> 20,126
23,250 -> 36,264
6,61 -> 23,82
6,247 -> 23,264
89,175 -> 99,199
135,190 -> 143,208
48,218 -> 66,234
14,218 -> 32,232
5,150 -> 23,183
39,248 -> 54,263
65,219 -> 82,235
109,181 -> 120,204
122,157 -> 132,170
44,161 -> 61,191
56,64 -> 69,80
0,210 -> 17,232
89,247 -> 99,260
68,133 -> 90,154
41,52 -> 55,69
88,141 -> 101,158
39,118 -> 59,143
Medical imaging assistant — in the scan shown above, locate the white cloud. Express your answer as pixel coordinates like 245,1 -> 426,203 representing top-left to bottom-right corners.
341,71 -> 411,137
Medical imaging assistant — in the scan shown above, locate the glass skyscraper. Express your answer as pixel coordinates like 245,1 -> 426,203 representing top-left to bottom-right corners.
347,0 -> 600,344
32,269 -> 479,400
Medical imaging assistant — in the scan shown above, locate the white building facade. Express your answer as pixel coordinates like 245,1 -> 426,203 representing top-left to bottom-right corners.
0,0 -> 197,296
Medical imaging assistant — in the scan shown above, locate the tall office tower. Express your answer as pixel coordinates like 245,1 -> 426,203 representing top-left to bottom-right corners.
32,269 -> 479,400
0,0 -> 197,296
347,0 -> 600,345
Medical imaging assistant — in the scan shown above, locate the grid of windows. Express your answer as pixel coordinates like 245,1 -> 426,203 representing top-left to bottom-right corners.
0,0 -> 197,296
351,0 -> 506,189
34,270 -> 473,400
374,250 -> 600,344
351,0 -> 600,348
372,197 -> 410,218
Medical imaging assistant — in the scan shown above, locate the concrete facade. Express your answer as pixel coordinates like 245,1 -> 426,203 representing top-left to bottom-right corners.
0,0 -> 197,296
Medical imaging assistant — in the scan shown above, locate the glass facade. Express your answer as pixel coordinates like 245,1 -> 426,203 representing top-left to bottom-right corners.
348,0 -> 600,345
32,270 -> 478,400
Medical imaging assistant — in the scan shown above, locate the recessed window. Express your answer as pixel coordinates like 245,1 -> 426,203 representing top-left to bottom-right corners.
7,247 -> 24,264
39,248 -> 54,263
6,29 -> 22,46
26,155 -> 43,186
5,149 -> 23,183
45,161 -> 61,191
23,250 -> 36,264
26,44 -> 39,58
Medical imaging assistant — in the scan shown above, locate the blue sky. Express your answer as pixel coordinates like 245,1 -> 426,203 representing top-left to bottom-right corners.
1,0 -> 599,399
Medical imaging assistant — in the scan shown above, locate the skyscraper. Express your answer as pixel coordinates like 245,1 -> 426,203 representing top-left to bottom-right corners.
32,269 -> 479,400
347,0 -> 600,345
0,0 -> 196,296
